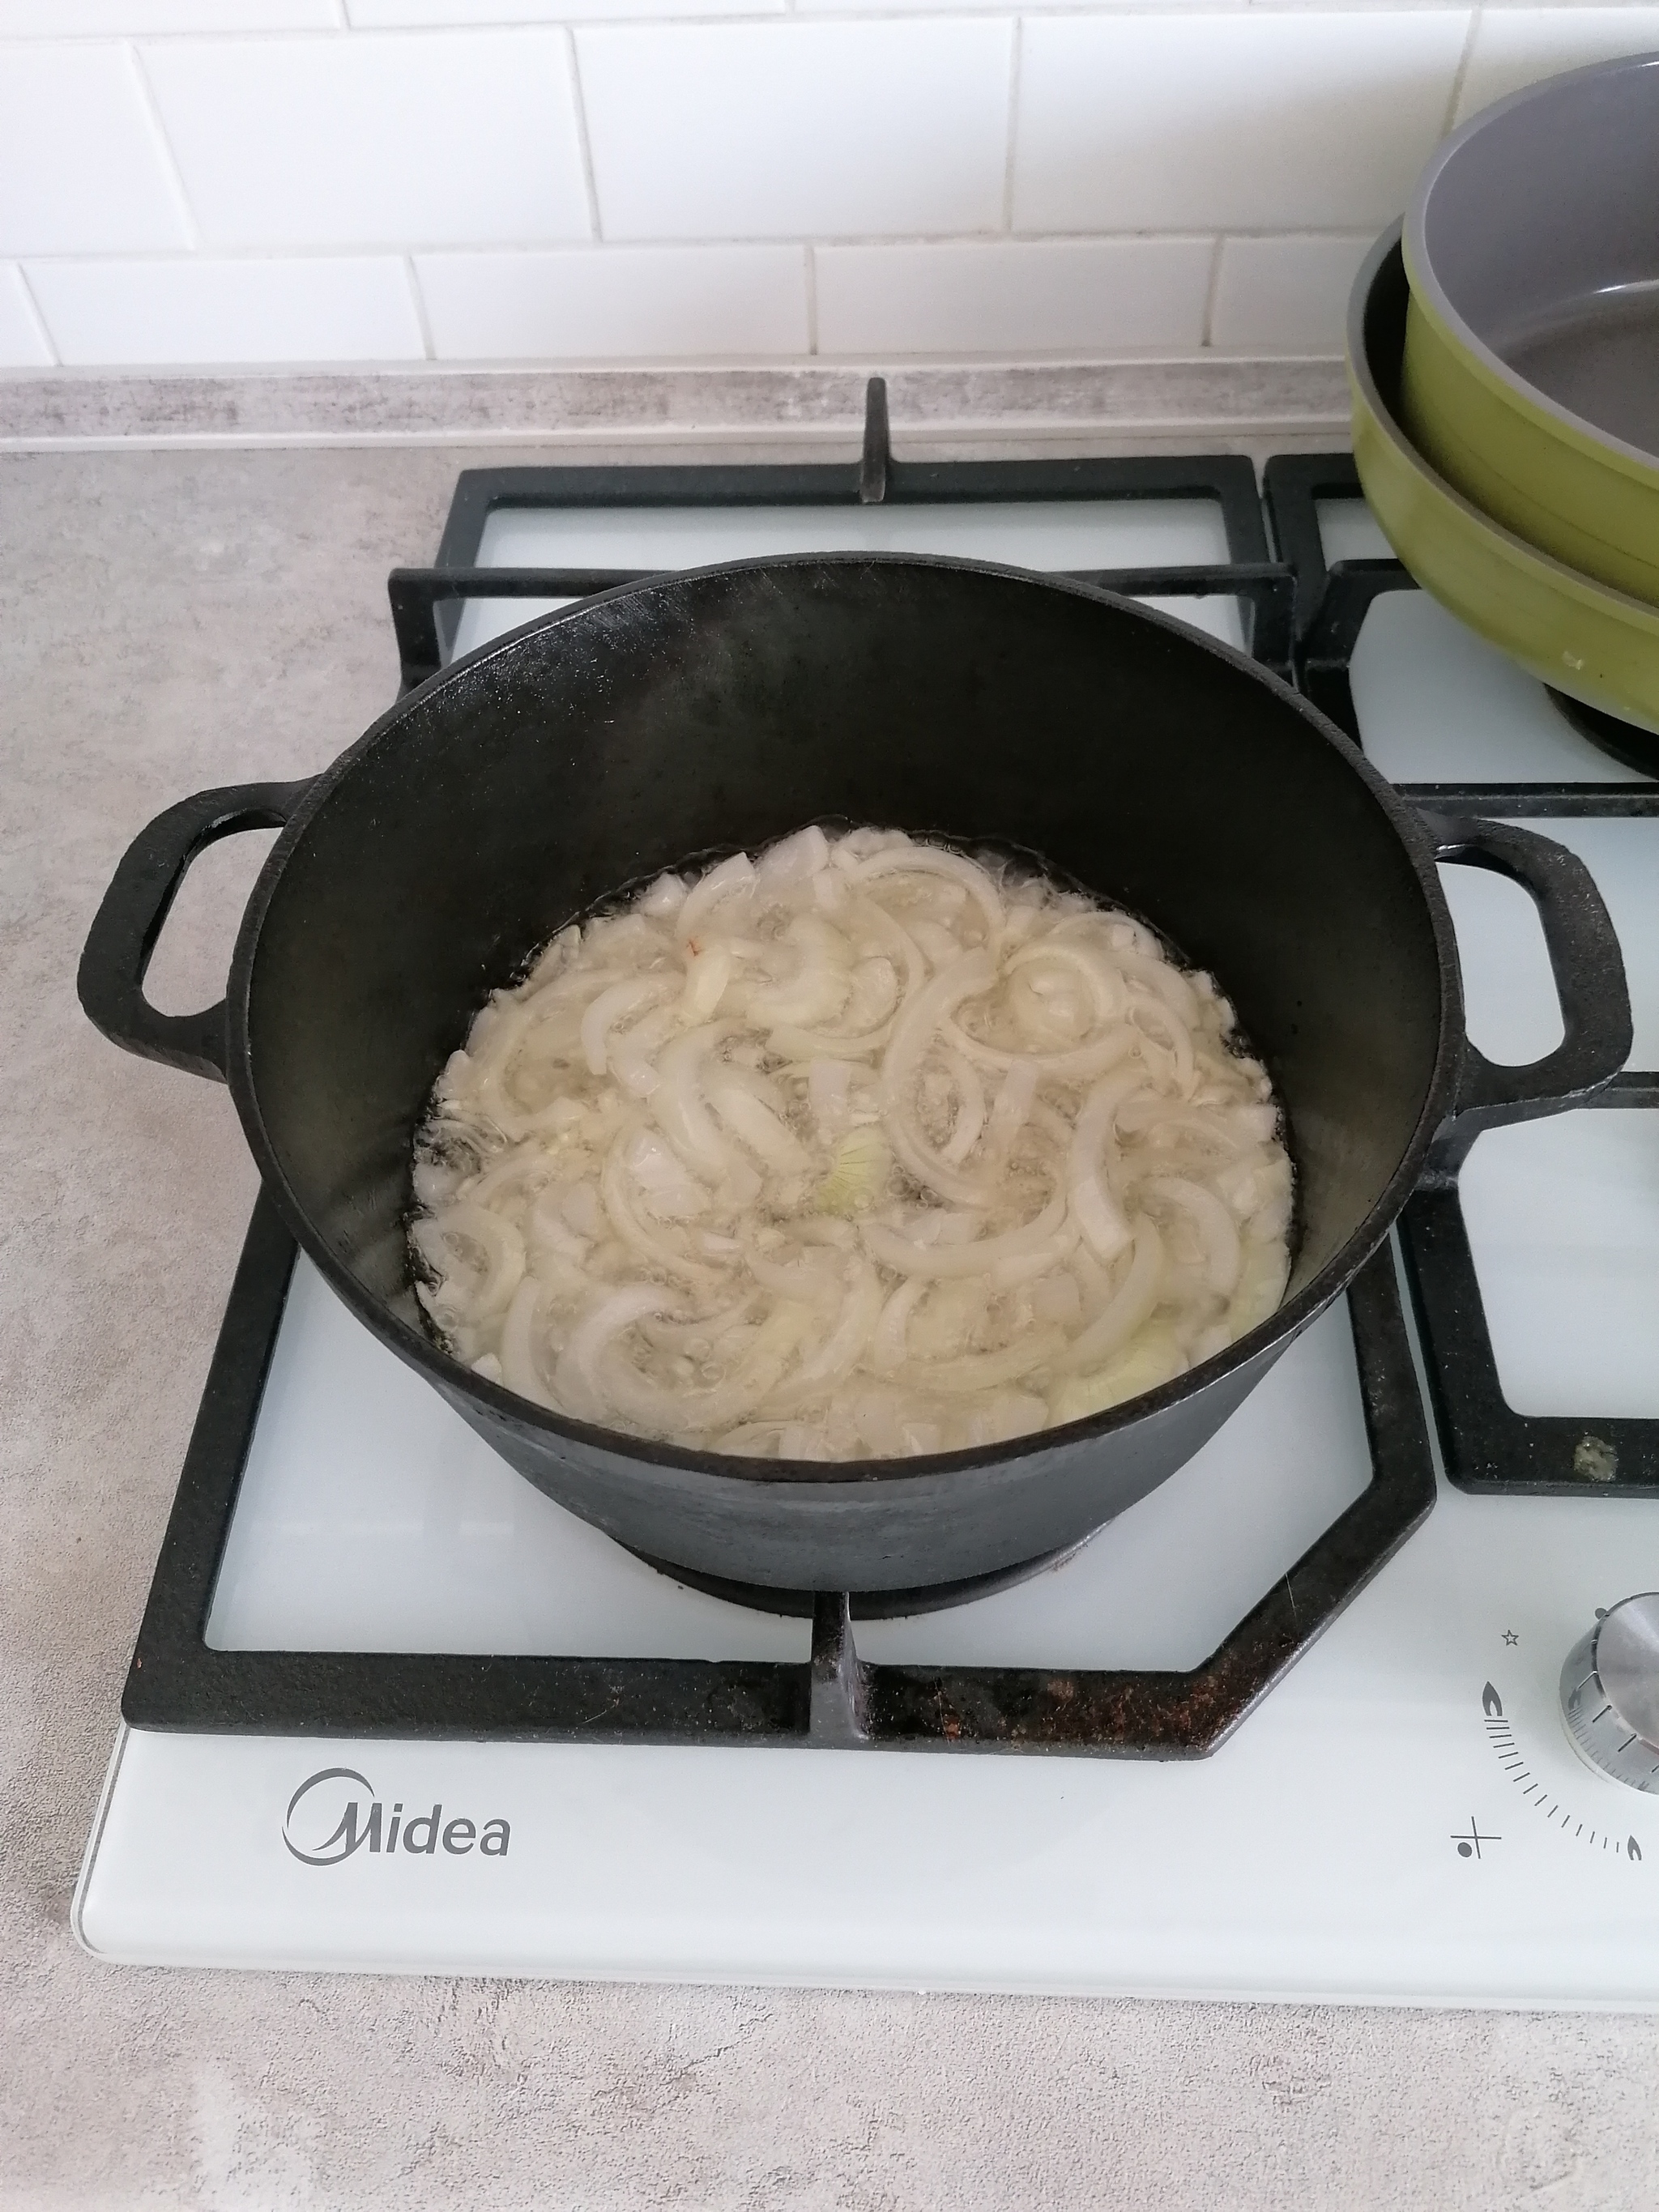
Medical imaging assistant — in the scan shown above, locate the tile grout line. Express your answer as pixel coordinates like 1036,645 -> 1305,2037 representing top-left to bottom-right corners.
1442,1 -> 1482,135
403,255 -> 437,363
127,40 -> 203,254
14,266 -> 61,369
567,27 -> 605,245
0,5 -> 1505,37
7,230 -> 1375,269
1200,235 -> 1225,351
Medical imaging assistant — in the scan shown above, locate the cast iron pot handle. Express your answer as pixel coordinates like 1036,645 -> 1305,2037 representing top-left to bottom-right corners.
78,778 -> 313,1084
1422,812 -> 1631,1161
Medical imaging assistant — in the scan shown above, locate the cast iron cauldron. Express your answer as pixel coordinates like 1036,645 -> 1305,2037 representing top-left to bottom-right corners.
81,556 -> 1631,1598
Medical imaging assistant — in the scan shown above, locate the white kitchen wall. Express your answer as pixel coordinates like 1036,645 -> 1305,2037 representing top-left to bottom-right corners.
0,1 -> 1655,371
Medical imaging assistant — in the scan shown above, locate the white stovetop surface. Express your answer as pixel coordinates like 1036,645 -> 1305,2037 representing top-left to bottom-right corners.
75,488 -> 1659,2000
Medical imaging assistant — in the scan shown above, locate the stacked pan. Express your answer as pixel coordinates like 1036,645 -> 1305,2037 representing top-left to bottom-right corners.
1348,53 -> 1659,740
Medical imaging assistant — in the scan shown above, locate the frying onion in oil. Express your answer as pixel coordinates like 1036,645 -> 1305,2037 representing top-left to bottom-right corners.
410,827 -> 1293,1459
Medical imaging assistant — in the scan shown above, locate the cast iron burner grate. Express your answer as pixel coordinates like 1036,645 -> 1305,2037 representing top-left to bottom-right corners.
1266,453 -> 1659,1499
385,377 -> 1297,692
117,383 -> 1454,1756
124,1197 -> 1433,1754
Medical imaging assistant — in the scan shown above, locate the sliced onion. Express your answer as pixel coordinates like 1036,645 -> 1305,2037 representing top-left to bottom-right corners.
907,1326 -> 1068,1395
1068,1069 -> 1144,1264
767,1018 -> 891,1063
869,1276 -> 926,1375
676,850 -> 753,942
706,1068 -> 812,1174
552,1285 -> 680,1423
412,826 -> 1293,1458
741,1228 -> 841,1302
1226,1234 -> 1292,1337
745,915 -> 851,1029
412,1206 -> 524,1319
850,897 -> 927,1000
754,824 -> 830,901
808,1057 -> 855,1141
1147,1174 -> 1242,1299
582,975 -> 672,1076
1051,1322 -> 1188,1426
650,1024 -> 735,1178
1128,991 -> 1196,1095
527,1189 -> 589,1261
499,1276 -> 556,1408
940,1012 -> 1140,1085
599,1302 -> 814,1435
938,1047 -> 987,1166
638,1294 -> 757,1353
762,1261 -> 884,1412
639,872 -> 686,919
609,1004 -> 678,1100
623,1127 -> 707,1221
1031,1270 -> 1083,1328
877,948 -> 996,1205
678,942 -> 734,1024
1115,946 -> 1201,1025
965,1391 -> 1049,1447
1006,936 -> 1126,1025
1060,1218 -> 1165,1372
600,1133 -> 722,1290
853,844 -> 1004,948
980,1057 -> 1038,1166
842,957 -> 899,1033
862,1182 -> 1069,1280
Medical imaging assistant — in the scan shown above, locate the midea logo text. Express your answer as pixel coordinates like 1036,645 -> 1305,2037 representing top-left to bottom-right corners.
283,1767 -> 510,1867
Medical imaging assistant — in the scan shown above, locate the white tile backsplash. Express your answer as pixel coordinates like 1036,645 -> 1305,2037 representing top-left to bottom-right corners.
351,0 -> 780,19
0,261 -> 53,364
4,4 -> 1647,375
814,238 -> 1213,357
142,31 -> 591,249
1014,11 -> 1469,232
415,245 -> 808,358
0,2 -> 337,29
1455,6 -> 1659,121
1209,232 -> 1375,353
26,254 -> 425,364
575,19 -> 1013,241
0,43 -> 191,256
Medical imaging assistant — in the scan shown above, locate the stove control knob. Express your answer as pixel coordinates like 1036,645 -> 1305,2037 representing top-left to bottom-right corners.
1561,1595 -> 1659,1793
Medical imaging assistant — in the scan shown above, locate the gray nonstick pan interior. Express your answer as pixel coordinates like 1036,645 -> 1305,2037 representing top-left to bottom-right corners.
1410,52 -> 1659,460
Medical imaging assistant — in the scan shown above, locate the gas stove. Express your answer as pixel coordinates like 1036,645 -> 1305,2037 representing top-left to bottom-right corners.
75,387 -> 1659,2002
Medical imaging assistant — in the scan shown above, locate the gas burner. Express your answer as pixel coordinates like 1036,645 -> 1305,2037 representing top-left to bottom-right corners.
1546,687 -> 1659,778
630,1538 -> 1098,1621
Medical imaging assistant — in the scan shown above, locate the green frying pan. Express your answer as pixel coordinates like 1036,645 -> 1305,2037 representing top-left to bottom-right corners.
1350,225 -> 1659,736
1401,51 -> 1659,606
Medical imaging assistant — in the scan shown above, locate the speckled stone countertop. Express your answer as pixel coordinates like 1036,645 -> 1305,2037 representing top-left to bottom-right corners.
4,441 -> 1658,2212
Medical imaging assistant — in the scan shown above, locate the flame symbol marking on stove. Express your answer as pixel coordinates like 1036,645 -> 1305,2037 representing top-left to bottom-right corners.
1482,1682 -> 1503,1720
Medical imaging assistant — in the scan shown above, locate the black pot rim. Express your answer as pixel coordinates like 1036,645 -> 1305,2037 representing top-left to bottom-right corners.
224,548 -> 1463,1490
